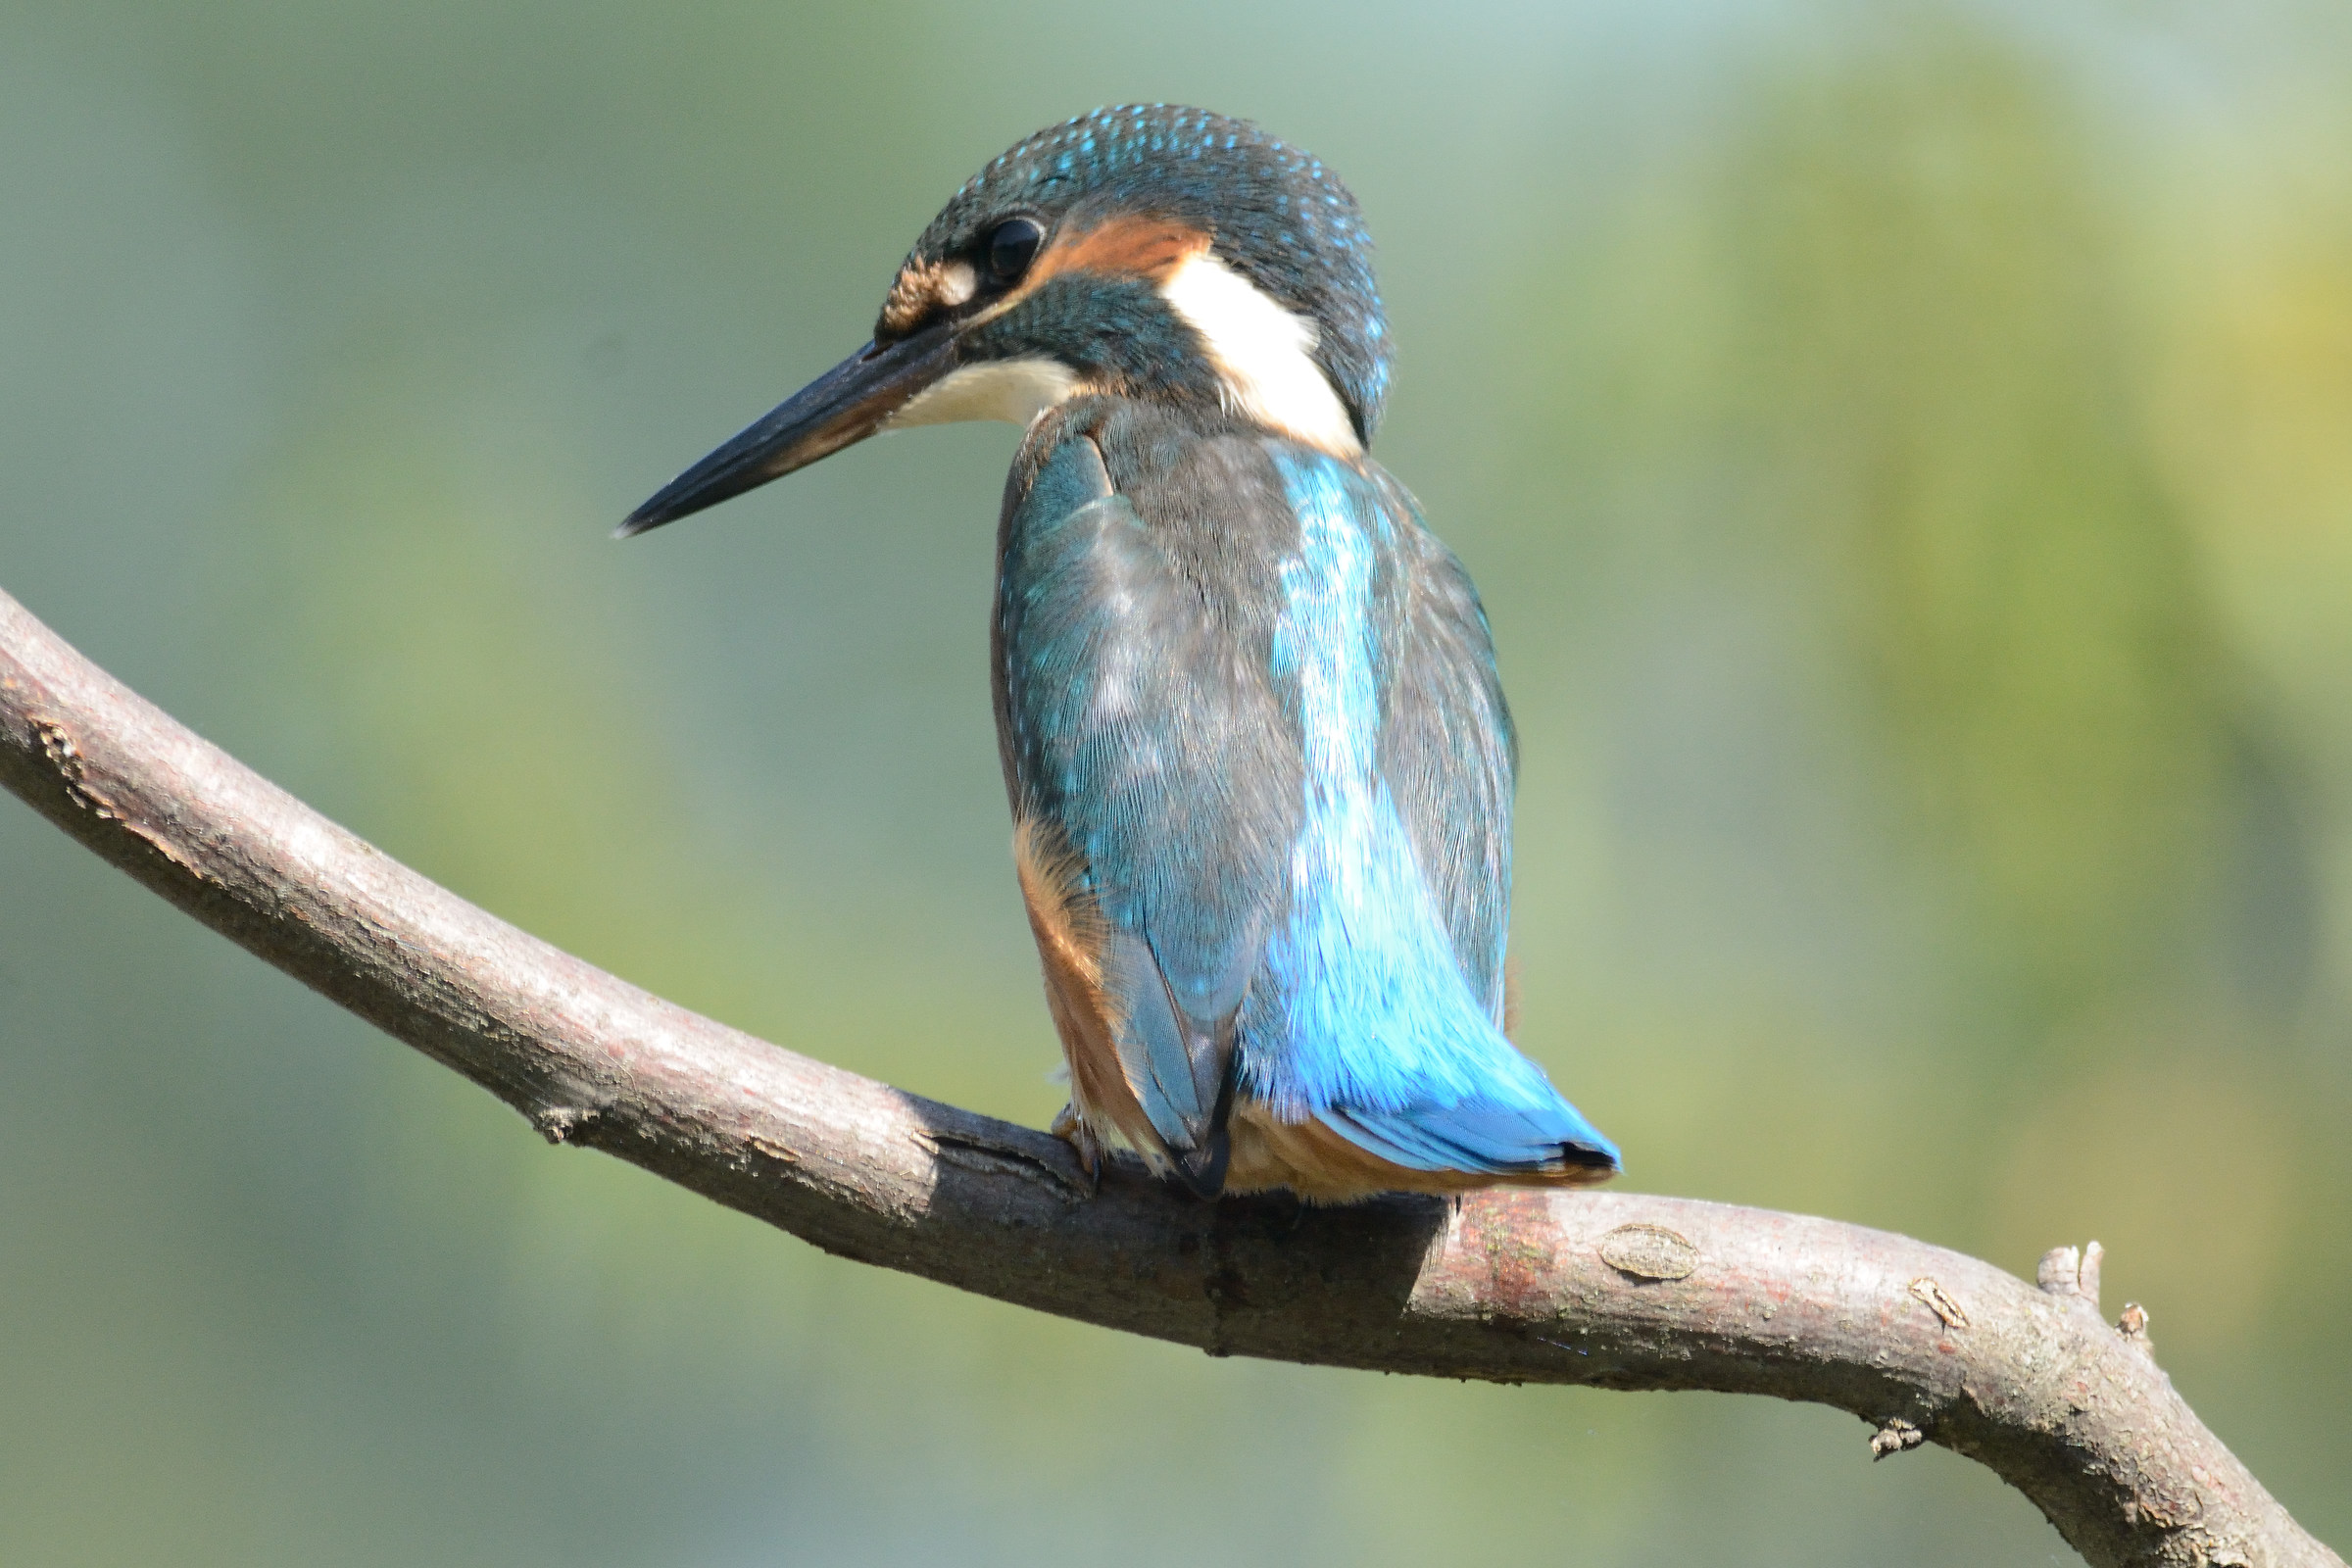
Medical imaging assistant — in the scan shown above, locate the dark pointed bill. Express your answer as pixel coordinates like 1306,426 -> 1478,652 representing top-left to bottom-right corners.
617,320 -> 958,537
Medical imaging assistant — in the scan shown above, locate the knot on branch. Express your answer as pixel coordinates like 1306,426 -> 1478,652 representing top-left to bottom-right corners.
1597,1221 -> 1697,1281
34,717 -> 110,817
1909,1276 -> 1970,1329
24,712 -> 213,881
532,1103 -> 603,1146
1871,1417 -> 1927,1460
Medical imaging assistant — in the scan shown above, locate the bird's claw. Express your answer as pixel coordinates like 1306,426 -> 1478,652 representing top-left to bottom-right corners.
1051,1102 -> 1103,1195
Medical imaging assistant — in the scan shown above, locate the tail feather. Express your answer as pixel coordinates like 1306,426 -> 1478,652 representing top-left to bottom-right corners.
1325,1100 -> 1620,1177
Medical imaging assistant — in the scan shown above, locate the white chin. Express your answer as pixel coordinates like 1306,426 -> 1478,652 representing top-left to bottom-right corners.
885,357 -> 1083,429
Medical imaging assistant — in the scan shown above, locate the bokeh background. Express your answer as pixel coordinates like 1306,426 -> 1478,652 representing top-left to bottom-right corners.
2,0 -> 2346,1562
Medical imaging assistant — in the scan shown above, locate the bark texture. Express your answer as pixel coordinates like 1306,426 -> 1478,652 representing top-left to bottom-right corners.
0,585 -> 2336,1568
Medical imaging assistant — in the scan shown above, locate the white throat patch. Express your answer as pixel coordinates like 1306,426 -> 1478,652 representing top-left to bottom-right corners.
883,356 -> 1082,430
1158,252 -> 1361,457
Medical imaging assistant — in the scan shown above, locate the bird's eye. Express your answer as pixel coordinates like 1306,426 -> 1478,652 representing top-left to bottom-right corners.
985,217 -> 1045,286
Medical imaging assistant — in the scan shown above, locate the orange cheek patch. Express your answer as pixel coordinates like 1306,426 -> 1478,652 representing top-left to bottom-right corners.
1031,215 -> 1210,286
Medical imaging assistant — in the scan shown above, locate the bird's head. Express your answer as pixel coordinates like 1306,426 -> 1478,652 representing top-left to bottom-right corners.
622,105 -> 1389,535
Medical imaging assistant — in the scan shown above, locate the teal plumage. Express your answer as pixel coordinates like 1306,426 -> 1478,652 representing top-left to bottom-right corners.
625,106 -> 1618,1201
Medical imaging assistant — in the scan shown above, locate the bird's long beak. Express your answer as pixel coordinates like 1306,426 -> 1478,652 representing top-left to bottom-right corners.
618,319 -> 958,537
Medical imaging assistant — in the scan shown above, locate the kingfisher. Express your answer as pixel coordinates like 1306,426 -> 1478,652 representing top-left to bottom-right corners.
622,105 -> 1619,1202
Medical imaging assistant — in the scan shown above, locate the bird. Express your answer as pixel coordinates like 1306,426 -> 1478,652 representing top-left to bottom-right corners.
621,105 -> 1619,1203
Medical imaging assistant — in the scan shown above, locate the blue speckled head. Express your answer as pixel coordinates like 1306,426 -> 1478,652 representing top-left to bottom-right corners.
887,105 -> 1392,443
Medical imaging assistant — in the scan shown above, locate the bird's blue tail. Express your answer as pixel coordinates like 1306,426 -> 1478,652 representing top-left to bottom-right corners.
1323,1096 -> 1619,1177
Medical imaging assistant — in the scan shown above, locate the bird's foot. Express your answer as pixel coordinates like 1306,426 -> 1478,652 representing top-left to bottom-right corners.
1051,1102 -> 1102,1195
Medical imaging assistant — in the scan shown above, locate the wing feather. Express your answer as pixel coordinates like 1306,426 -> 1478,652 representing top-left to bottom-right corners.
1368,470 -> 1517,1024
995,421 -> 1295,1188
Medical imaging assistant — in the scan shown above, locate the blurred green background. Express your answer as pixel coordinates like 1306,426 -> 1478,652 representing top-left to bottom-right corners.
2,0 -> 2346,1562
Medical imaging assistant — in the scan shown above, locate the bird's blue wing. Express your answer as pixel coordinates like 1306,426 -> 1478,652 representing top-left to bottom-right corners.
994,422 -> 1299,1191
1242,446 -> 1618,1178
1367,467 -> 1517,1023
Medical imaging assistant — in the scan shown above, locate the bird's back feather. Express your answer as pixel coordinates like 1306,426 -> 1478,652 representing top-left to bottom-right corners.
996,399 -> 1616,1200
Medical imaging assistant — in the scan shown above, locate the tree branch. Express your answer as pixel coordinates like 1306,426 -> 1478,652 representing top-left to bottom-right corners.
0,584 -> 2334,1568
